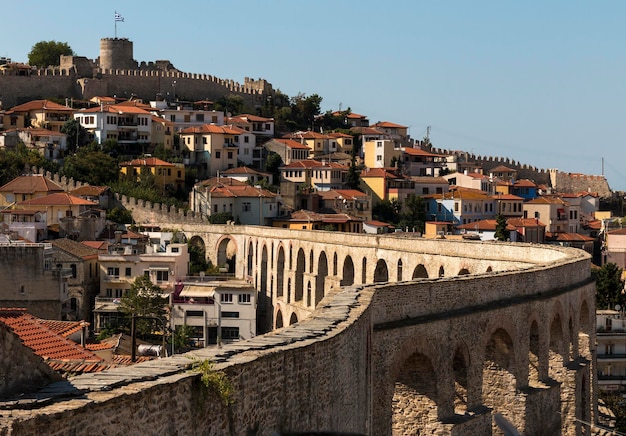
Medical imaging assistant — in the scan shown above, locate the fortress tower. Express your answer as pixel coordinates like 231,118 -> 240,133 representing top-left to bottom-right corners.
99,38 -> 137,70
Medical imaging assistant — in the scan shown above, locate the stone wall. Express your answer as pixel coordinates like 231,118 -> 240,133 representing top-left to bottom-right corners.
0,239 -> 596,435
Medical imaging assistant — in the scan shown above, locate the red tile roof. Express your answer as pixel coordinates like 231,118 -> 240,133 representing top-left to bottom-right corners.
120,157 -> 176,167
179,124 -> 246,135
16,192 -> 98,207
281,160 -> 348,170
0,308 -> 101,361
456,219 -> 516,231
372,121 -> 407,129
0,174 -> 65,194
317,189 -> 369,200
38,319 -> 88,338
69,185 -> 110,197
507,218 -> 546,227
270,138 -> 311,150
228,113 -> 273,123
9,99 -> 75,113
403,147 -> 445,157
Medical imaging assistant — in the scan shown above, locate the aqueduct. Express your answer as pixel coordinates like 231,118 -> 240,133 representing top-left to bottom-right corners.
0,221 -> 596,435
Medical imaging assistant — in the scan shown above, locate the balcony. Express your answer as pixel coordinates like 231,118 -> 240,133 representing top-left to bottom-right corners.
102,275 -> 131,284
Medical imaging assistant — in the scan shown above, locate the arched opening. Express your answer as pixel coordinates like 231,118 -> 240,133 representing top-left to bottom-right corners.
287,278 -> 292,303
361,257 -> 367,283
309,250 -> 314,273
333,252 -> 338,276
341,255 -> 355,287
568,316 -> 575,359
374,259 -> 388,283
257,244 -> 271,334
316,251 -> 328,306
276,246 -> 285,299
579,300 -> 591,358
275,308 -> 284,329
486,266 -> 493,273
549,313 -> 565,381
392,352 -> 438,433
438,266 -> 445,277
453,344 -> 469,414
397,259 -> 403,281
216,236 -> 237,273
189,235 -> 207,274
289,312 -> 298,325
458,268 -> 470,276
483,328 -> 518,432
529,320 -> 540,386
412,264 -> 428,279
247,240 -> 254,277
306,281 -> 312,306
295,248 -> 305,302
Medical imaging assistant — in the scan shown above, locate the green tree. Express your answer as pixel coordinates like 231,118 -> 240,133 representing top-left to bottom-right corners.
494,214 -> 508,241
593,263 -> 625,310
213,94 -> 249,116
106,207 -> 133,224
264,152 -> 283,184
62,144 -> 119,185
28,40 -> 74,67
171,324 -> 195,353
189,243 -> 208,275
290,93 -> 322,131
60,119 -> 87,154
208,212 -> 234,224
0,143 -> 58,186
346,153 -> 361,191
373,199 -> 402,224
119,275 -> 168,337
398,194 -> 426,233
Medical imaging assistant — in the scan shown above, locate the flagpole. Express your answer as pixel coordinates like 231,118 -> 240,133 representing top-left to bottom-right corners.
115,11 -> 117,38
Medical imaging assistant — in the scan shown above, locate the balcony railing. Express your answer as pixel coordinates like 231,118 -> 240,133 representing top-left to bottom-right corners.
597,353 -> 626,359
598,375 -> 626,382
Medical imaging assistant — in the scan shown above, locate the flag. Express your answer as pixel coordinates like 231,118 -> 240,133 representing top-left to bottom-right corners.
115,12 -> 124,22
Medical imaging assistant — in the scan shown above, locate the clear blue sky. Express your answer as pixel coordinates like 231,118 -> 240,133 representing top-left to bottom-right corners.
3,1 -> 626,190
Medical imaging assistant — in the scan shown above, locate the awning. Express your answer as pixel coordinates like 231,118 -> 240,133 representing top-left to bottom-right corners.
180,285 -> 216,298
557,208 -> 565,214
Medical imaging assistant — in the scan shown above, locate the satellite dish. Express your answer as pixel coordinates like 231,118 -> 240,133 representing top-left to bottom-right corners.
616,304 -> 621,311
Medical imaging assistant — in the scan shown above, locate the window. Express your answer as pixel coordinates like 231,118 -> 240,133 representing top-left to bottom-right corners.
220,293 -> 233,303
238,293 -> 251,303
454,202 -> 459,212
221,327 -> 240,340
215,151 -> 221,158
422,188 -> 429,195
186,310 -> 204,317
196,114 -> 204,122
222,311 -> 240,318
106,288 -> 113,297
265,123 -> 271,130
171,247 -> 179,253
107,267 -> 120,278
125,267 -> 132,277
115,289 -> 124,298
244,136 -> 249,143
242,202 -> 251,212
227,151 -> 233,159
376,155 -> 382,161
156,270 -> 169,282
213,204 -> 218,213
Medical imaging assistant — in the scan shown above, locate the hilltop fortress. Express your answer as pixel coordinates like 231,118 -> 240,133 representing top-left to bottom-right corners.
0,37 -> 273,109
0,37 -> 613,196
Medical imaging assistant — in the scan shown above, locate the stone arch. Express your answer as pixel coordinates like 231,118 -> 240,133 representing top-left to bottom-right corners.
316,251 -> 328,306
397,259 -> 403,281
275,308 -> 284,329
247,240 -> 254,277
374,259 -> 389,283
216,236 -> 237,273
332,252 -> 338,276
483,328 -> 518,431
392,352 -> 439,433
452,343 -> 470,414
361,257 -> 367,284
438,266 -> 445,277
295,248 -> 305,302
458,268 -> 470,276
287,278 -> 292,303
289,312 -> 298,325
412,264 -> 428,279
309,250 -> 314,273
341,255 -> 355,287
276,245 -> 285,299
528,320 -> 540,386
260,244 -> 268,294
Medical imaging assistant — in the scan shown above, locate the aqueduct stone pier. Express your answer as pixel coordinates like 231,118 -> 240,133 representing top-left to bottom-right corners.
0,223 -> 596,435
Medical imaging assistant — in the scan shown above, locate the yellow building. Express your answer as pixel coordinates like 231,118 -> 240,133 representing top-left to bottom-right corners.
363,138 -> 401,169
272,210 -> 363,233
119,157 -> 185,191
0,174 -> 65,208
5,99 -> 75,132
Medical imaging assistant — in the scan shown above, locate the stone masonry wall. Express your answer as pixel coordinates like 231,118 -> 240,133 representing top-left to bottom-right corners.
0,241 -> 595,435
